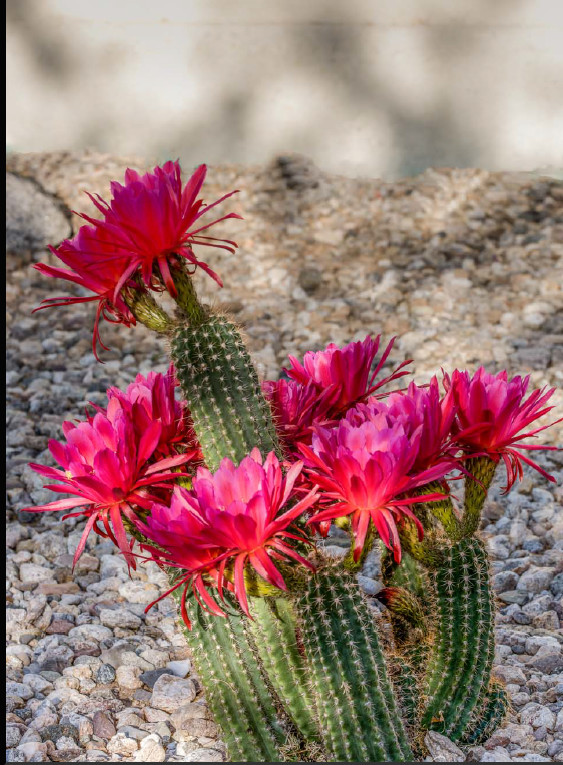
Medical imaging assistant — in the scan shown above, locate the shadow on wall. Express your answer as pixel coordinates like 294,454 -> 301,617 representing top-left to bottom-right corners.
6,0 -> 563,178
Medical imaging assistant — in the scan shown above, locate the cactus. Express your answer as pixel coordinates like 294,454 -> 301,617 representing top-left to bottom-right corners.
460,681 -> 509,745
294,569 -> 413,762
30,161 -> 556,764
420,538 -> 495,741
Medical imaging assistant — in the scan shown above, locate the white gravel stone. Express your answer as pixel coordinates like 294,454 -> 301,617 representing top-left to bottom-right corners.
151,674 -> 197,713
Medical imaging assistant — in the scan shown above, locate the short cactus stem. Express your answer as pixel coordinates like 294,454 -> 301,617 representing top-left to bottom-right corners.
462,456 -> 498,535
341,523 -> 376,572
416,481 -> 463,540
123,285 -> 173,333
398,517 -> 446,570
376,585 -> 428,644
170,265 -> 207,325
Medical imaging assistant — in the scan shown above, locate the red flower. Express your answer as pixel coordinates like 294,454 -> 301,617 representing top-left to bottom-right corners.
33,225 -> 137,361
21,397 -> 195,568
299,402 -> 451,562
136,449 -> 318,627
78,160 -> 241,295
443,367 -> 561,491
105,365 -> 201,461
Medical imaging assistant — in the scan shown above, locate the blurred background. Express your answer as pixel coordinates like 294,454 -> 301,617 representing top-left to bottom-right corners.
6,0 -> 563,179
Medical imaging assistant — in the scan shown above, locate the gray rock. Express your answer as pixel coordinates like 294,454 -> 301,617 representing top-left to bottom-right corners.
140,669 -> 170,689
529,644 -> 563,674
96,663 -> 116,685
517,566 -> 555,594
99,608 -> 142,629
19,563 -> 52,584
92,711 -> 117,740
181,748 -> 225,762
6,725 -> 23,748
165,659 -> 192,678
423,731 -> 465,762
494,571 -> 520,593
134,734 -> 166,762
498,589 -> 529,606
151,675 -> 197,713
6,173 -> 70,255
551,571 -> 563,597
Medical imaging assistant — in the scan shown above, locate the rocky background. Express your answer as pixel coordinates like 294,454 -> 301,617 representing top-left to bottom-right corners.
5,152 -> 563,762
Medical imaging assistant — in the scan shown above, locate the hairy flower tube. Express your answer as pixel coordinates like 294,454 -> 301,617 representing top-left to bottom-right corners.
443,367 -> 561,491
21,397 -> 196,568
135,449 -> 318,627
77,160 -> 241,295
33,225 -> 137,360
105,365 -> 201,461
299,402 -> 453,562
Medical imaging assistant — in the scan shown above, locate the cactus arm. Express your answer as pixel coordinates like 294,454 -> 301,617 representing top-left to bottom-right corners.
248,596 -> 321,744
420,538 -> 495,741
180,599 -> 286,762
295,569 -> 413,762
460,681 -> 509,745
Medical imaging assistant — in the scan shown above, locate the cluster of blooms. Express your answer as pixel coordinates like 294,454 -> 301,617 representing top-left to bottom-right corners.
26,161 -> 560,627
34,161 -> 241,358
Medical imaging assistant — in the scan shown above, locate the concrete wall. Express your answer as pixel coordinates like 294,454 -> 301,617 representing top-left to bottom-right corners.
6,0 -> 563,179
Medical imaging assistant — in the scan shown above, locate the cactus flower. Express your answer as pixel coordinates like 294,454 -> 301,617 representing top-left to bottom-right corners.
77,160 -> 241,295
285,335 -> 411,413
21,397 -> 195,568
299,402 -> 452,562
443,367 -> 560,490
136,449 -> 318,626
105,365 -> 200,461
33,225 -> 137,360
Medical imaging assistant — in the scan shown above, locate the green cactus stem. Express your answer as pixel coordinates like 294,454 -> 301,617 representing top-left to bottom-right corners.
381,548 -> 430,605
248,596 -> 321,744
460,680 -> 509,745
416,481 -> 463,540
294,568 -> 413,762
179,597 -> 288,762
376,585 -> 428,645
171,314 -> 281,471
462,456 -> 498,535
421,537 -> 495,741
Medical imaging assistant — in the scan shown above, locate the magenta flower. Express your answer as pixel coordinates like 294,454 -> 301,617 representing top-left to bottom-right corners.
33,225 -> 137,360
443,367 -> 561,491
299,402 -> 452,562
136,449 -> 318,627
21,397 -> 193,568
383,377 -> 458,473
264,336 -> 411,451
78,160 -> 241,295
105,365 -> 201,461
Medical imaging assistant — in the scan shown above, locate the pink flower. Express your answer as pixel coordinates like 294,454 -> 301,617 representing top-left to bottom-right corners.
443,367 -> 561,491
262,378 -> 338,451
383,377 -> 458,473
136,449 -> 318,627
33,225 -> 137,360
299,402 -> 452,562
105,365 -> 201,461
21,398 -> 194,568
268,336 -> 411,444
78,160 -> 241,295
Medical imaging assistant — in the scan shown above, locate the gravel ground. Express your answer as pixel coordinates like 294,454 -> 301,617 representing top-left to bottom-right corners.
5,152 -> 563,762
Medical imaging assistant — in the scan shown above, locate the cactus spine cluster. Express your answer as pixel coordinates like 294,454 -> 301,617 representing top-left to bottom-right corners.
161,271 -> 507,761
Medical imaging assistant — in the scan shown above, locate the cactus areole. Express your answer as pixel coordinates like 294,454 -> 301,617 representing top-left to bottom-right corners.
24,160 -> 561,762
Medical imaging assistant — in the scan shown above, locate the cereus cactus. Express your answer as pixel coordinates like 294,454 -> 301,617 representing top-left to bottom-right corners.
25,160 -> 561,762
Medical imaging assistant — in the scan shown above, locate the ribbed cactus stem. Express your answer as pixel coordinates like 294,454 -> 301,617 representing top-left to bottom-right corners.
421,538 -> 495,741
123,286 -> 173,333
171,314 -> 281,470
462,456 -> 497,535
248,596 -> 321,745
178,599 -> 287,762
460,681 -> 509,745
170,266 -> 207,325
376,586 -> 428,644
381,547 -> 429,604
294,569 -> 413,762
